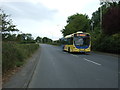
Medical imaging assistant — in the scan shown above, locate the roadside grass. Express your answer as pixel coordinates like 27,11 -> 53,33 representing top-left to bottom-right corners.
2,42 -> 39,74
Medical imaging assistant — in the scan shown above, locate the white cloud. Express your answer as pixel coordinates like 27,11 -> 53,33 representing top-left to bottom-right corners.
32,0 -> 100,18
1,2 -> 58,21
0,0 -> 100,40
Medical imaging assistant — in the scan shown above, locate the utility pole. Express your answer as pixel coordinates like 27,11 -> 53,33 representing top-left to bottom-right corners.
99,0 -> 111,33
100,0 -> 103,33
91,20 -> 94,32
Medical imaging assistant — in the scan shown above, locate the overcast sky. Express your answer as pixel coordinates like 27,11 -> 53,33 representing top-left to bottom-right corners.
0,0 -> 100,40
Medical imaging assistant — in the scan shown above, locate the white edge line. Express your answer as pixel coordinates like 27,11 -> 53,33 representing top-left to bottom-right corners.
83,58 -> 101,66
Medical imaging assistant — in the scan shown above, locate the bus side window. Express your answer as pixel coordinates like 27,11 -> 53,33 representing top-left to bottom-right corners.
67,38 -> 73,45
70,37 -> 73,44
67,38 -> 70,45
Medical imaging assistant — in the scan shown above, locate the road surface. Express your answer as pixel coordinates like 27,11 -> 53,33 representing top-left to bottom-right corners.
28,44 -> 118,88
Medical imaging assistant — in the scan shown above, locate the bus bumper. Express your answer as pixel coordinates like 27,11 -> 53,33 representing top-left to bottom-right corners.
72,48 -> 90,52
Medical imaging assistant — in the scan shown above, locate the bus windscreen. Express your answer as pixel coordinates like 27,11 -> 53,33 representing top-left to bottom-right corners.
74,36 -> 90,47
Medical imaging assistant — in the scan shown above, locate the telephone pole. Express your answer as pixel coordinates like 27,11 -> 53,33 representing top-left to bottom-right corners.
100,0 -> 103,33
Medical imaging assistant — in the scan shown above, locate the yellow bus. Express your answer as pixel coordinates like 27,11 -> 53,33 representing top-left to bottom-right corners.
62,31 -> 91,53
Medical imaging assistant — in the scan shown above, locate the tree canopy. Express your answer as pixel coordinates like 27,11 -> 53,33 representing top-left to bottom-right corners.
1,9 -> 36,43
61,13 -> 90,36
42,37 -> 52,43
91,1 -> 120,35
102,2 -> 120,35
35,36 -> 42,43
0,9 -> 19,33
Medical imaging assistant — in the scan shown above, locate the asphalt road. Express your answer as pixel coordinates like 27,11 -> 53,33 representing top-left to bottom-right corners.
27,44 -> 118,88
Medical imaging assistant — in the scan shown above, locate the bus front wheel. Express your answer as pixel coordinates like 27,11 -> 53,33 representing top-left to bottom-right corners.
68,47 -> 71,53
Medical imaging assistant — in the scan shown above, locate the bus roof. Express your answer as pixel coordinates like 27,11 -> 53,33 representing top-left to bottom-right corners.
64,31 -> 90,38
65,34 -> 73,38
76,31 -> 83,33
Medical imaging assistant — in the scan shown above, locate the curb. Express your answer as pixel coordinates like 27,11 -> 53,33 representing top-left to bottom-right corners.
92,51 -> 119,57
3,46 -> 41,88
23,47 -> 41,88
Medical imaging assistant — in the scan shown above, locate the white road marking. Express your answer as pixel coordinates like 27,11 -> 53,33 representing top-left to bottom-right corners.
83,58 -> 101,66
71,54 -> 79,57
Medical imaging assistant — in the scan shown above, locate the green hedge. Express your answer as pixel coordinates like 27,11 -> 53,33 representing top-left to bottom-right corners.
2,42 -> 39,73
91,33 -> 120,54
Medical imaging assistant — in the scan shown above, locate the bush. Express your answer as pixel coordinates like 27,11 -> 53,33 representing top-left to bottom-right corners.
91,33 -> 120,54
2,42 -> 39,73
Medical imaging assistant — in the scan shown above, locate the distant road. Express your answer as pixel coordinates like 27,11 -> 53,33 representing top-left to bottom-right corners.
28,44 -> 118,88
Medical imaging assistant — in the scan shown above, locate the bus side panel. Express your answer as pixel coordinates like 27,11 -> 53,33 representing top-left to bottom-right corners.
64,45 -> 68,51
64,45 -> 74,52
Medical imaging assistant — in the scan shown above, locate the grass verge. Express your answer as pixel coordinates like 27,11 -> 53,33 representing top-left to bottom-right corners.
2,42 -> 39,74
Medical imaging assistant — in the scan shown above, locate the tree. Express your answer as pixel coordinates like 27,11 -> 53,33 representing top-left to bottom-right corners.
90,1 -> 120,54
102,6 -> 120,35
0,9 -> 10,32
0,9 -> 18,32
16,34 -> 25,42
91,1 -> 120,34
35,36 -> 42,43
16,33 -> 35,43
0,9 -> 19,41
61,13 -> 90,36
42,37 -> 52,43
6,25 -> 19,33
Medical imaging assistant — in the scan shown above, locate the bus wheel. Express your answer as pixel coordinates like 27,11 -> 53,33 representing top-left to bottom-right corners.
68,47 -> 71,53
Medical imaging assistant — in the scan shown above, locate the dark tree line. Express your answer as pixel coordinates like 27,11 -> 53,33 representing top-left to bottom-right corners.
35,36 -> 53,43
